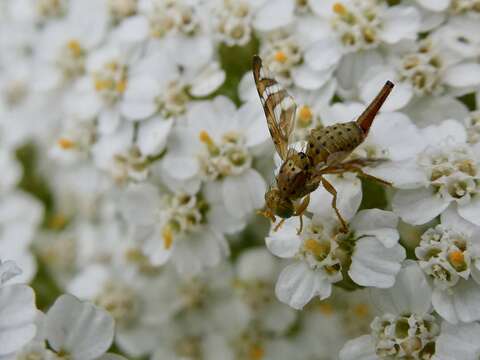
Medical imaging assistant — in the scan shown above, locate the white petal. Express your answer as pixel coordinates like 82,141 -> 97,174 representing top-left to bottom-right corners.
265,217 -> 302,258
432,279 -> 480,324
309,175 -> 362,222
46,295 -> 114,359
339,335 -> 377,360
436,321 -> 480,360
360,70 -> 413,111
380,6 -> 420,43
222,169 -> 266,219
189,63 -> 225,97
304,37 -> 343,72
0,260 -> 22,285
291,64 -> 333,90
370,261 -> 432,315
253,0 -> 294,31
458,197 -> 480,227
120,183 -> 158,226
392,188 -> 450,225
349,237 -> 405,288
136,117 -> 172,156
275,262 -> 331,309
0,284 -> 36,355
114,15 -> 148,43
444,63 -> 480,88
120,76 -> 158,120
236,101 -> 269,148
351,209 -> 399,248
416,0 -> 450,11
236,248 -> 276,282
405,96 -> 469,127
440,204 -> 478,236
98,108 -> 121,135
421,119 -> 467,146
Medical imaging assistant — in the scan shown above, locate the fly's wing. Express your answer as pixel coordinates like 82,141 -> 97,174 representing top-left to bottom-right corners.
252,55 -> 297,160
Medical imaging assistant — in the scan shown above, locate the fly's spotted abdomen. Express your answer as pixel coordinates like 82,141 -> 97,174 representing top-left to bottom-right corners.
306,122 -> 364,166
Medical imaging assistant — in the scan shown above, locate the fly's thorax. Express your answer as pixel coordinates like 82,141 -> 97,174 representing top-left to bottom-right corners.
265,187 -> 294,219
306,122 -> 364,166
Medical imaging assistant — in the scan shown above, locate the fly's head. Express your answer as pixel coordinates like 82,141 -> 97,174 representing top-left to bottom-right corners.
264,187 -> 295,219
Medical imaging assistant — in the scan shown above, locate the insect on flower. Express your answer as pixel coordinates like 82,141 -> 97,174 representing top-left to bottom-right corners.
253,55 -> 394,234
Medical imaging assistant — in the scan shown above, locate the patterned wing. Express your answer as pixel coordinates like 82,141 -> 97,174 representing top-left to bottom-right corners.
252,55 -> 297,160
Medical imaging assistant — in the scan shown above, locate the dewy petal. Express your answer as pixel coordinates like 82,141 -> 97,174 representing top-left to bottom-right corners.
0,284 -> 36,356
380,6 -> 420,44
221,169 -> 266,219
265,217 -> 301,259
46,294 -> 114,360
275,262 -> 331,309
432,279 -> 480,324
436,321 -> 480,360
304,37 -> 343,72
457,196 -> 480,226
350,209 -> 399,248
370,261 -> 432,315
349,237 -> 405,288
339,335 -> 378,360
253,0 -> 294,32
392,188 -> 450,225
444,63 -> 480,88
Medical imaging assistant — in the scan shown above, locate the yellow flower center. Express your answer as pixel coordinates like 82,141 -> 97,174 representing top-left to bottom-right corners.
298,105 -> 313,126
448,250 -> 465,269
57,138 -> 75,149
67,39 -> 82,57
318,302 -> 334,315
274,51 -> 287,63
333,2 -> 347,15
353,303 -> 369,318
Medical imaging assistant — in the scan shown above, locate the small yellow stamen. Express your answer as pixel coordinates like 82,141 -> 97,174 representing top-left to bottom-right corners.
353,303 -> 369,318
106,61 -> 118,71
67,39 -> 82,57
274,51 -> 287,63
448,250 -> 464,267
58,138 -> 74,149
199,130 -> 214,145
333,2 -> 347,15
304,238 -> 329,257
298,105 -> 313,126
94,79 -> 109,91
116,79 -> 127,93
249,345 -> 264,360
162,226 -> 173,249
318,302 -> 334,315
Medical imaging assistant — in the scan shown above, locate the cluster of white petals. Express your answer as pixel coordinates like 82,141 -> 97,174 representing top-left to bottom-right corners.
1,0 -> 480,359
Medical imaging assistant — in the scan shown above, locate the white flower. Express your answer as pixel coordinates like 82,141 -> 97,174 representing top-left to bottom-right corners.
374,119 -> 480,226
415,211 -> 480,323
235,247 -> 296,334
33,0 -> 108,91
67,264 -> 166,357
162,96 -> 269,220
120,183 -> 238,276
45,294 -> 126,359
0,259 -> 37,359
266,208 -> 404,309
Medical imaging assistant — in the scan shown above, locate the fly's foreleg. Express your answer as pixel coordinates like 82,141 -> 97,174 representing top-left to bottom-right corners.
294,195 -> 310,234
341,163 -> 392,186
320,176 -> 349,233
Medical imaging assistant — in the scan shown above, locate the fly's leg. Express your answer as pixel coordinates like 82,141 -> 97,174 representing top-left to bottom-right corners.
294,195 -> 310,235
320,176 -> 349,233
341,163 -> 392,186
274,218 -> 286,232
257,208 -> 276,223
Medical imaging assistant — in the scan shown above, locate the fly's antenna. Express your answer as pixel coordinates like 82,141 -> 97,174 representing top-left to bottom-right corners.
356,81 -> 394,134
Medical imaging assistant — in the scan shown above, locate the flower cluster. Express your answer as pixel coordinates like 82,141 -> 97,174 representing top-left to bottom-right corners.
1,0 -> 480,359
